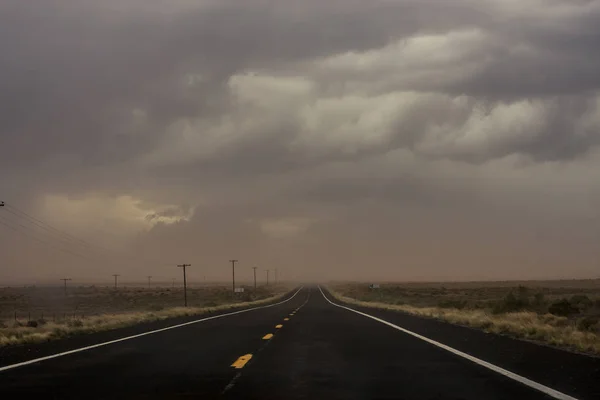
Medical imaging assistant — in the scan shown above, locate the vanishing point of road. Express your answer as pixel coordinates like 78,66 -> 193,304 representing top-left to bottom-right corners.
1,286 -> 599,399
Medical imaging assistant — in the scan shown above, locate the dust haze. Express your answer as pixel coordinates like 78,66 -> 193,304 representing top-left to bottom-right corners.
1,1 -> 600,284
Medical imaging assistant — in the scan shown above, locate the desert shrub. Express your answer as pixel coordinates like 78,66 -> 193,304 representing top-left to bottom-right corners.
52,327 -> 69,338
37,319 -> 47,326
532,292 -> 545,306
570,295 -> 593,311
540,313 -> 569,327
492,292 -> 529,314
438,300 -> 468,309
577,316 -> 600,332
148,304 -> 164,311
26,320 -> 38,328
67,319 -> 83,328
517,285 -> 530,300
240,293 -> 253,302
548,299 -> 579,317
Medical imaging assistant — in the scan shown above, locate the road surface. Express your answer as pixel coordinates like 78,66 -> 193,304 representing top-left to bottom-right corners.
1,286 -> 599,399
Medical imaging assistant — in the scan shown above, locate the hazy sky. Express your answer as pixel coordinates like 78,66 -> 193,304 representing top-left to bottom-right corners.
1,0 -> 599,284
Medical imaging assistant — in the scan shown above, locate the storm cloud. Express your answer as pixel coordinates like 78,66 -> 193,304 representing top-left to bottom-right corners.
1,0 -> 599,283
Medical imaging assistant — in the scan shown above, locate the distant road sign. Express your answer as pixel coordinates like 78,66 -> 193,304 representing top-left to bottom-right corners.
234,287 -> 245,293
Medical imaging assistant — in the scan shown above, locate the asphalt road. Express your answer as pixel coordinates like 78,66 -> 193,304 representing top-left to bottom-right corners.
1,286 -> 598,399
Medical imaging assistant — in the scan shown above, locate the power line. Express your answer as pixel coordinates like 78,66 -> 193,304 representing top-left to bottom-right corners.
4,203 -> 132,261
2,207 -> 95,251
4,204 -> 105,251
0,205 -> 115,264
0,217 -> 96,261
1,201 -> 173,270
7,203 -> 172,265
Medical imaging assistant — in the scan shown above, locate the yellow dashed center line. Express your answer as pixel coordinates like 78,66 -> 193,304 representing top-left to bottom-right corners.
231,354 -> 253,369
225,291 -> 312,382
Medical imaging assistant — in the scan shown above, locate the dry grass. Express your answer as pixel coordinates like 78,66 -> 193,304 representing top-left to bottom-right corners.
328,283 -> 600,355
0,285 -> 292,347
0,284 -> 289,317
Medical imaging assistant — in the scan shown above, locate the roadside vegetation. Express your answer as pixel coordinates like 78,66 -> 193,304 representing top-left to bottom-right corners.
0,285 -> 292,347
329,281 -> 600,355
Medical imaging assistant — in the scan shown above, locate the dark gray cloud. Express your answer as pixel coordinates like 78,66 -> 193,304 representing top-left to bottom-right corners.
1,0 -> 600,282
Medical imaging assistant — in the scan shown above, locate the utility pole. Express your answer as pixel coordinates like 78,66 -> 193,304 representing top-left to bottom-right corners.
275,268 -> 278,285
266,269 -> 270,286
60,278 -> 71,296
147,275 -> 152,288
252,267 -> 258,290
177,264 -> 191,306
230,259 -> 238,293
112,274 -> 120,289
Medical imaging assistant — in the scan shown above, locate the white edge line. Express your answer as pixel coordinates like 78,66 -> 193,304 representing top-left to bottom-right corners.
318,286 -> 578,400
0,286 -> 304,373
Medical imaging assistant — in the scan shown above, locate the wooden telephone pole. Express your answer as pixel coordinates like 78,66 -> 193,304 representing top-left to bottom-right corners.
230,260 -> 238,293
60,278 -> 71,296
177,264 -> 191,306
252,267 -> 258,290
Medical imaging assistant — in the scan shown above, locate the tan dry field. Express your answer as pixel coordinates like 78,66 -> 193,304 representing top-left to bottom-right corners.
0,284 -> 292,347
329,280 -> 600,355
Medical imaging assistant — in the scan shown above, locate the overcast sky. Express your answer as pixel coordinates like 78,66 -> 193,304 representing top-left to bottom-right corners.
1,0 -> 599,284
